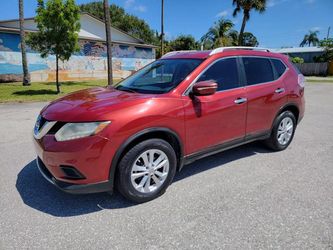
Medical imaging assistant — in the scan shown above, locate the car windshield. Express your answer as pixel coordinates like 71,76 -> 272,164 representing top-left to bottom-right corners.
114,59 -> 203,94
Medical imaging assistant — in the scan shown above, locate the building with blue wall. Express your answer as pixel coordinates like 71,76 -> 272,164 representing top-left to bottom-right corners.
274,47 -> 325,63
0,13 -> 156,82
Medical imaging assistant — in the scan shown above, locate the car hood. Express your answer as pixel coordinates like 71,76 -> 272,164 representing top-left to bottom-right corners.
41,87 -> 153,122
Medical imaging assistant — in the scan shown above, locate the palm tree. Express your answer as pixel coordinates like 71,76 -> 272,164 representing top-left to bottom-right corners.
300,30 -> 320,47
232,0 -> 266,46
228,30 -> 239,45
19,0 -> 30,86
201,18 -> 234,49
103,0 -> 113,85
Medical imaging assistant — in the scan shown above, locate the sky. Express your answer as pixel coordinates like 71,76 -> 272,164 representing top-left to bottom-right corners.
1,0 -> 332,48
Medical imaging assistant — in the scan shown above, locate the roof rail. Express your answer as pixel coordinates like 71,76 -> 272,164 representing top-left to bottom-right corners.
161,50 -> 198,58
209,46 -> 271,56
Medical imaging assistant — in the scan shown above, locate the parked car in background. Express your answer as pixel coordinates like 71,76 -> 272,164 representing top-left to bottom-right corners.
33,47 -> 305,203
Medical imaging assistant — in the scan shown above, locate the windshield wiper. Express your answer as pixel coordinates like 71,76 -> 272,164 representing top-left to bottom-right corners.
116,86 -> 137,93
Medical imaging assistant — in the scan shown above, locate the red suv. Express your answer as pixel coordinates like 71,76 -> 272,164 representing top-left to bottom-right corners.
33,47 -> 305,203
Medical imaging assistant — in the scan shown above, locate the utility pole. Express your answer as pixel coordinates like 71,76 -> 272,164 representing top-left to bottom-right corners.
104,0 -> 113,85
327,26 -> 331,40
161,0 -> 164,56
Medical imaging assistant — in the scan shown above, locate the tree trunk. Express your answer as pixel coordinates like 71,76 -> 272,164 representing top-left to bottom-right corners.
19,0 -> 30,86
104,0 -> 113,86
56,54 -> 60,94
161,0 -> 165,56
238,11 -> 248,46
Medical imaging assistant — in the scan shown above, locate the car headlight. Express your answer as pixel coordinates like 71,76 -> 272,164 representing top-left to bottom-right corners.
55,121 -> 110,141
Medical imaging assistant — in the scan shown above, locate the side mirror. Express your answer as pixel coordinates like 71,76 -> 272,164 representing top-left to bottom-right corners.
192,81 -> 218,96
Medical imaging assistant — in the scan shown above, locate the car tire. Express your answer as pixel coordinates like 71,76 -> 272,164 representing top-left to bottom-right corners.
265,111 -> 297,151
116,139 -> 177,203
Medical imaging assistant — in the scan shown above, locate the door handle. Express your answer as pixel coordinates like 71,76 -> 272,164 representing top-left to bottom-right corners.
275,88 -> 285,94
234,97 -> 247,104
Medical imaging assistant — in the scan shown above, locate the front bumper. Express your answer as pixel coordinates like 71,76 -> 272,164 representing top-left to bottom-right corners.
33,132 -> 116,182
36,157 -> 112,194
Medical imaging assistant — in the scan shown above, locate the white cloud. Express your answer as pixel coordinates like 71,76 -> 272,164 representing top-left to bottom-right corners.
310,26 -> 321,32
124,0 -> 135,8
267,0 -> 288,7
124,0 -> 147,12
216,10 -> 229,18
134,5 -> 147,12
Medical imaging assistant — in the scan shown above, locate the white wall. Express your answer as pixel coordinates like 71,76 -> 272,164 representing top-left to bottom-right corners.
0,14 -> 142,44
0,19 -> 37,30
79,14 -> 140,43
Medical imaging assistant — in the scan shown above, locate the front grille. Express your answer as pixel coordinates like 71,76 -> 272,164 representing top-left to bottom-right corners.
34,115 -> 59,140
38,116 -> 47,132
48,122 -> 66,134
35,116 -> 66,138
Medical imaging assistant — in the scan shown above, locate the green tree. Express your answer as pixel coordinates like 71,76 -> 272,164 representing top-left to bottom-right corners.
155,39 -> 170,59
121,15 -> 156,44
27,0 -> 80,93
232,0 -> 266,46
201,18 -> 235,49
79,2 -> 156,44
314,38 -> 333,62
19,0 -> 30,86
228,30 -> 239,45
225,30 -> 259,46
242,32 -> 259,46
300,30 -> 320,47
169,35 -> 199,51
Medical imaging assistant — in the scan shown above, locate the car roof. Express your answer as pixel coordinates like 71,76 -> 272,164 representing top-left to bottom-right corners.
161,47 -> 288,60
161,50 -> 212,59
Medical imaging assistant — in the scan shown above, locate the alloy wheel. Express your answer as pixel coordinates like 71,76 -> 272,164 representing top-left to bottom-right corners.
130,149 -> 169,193
277,117 -> 294,145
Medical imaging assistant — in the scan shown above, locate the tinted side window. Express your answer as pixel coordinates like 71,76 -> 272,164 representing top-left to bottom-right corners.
242,57 -> 274,85
197,58 -> 239,91
271,59 -> 287,78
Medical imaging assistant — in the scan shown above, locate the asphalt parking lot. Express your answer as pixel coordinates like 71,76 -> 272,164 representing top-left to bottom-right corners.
0,82 -> 332,249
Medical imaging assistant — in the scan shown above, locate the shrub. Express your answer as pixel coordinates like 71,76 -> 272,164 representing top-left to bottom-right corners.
291,57 -> 304,64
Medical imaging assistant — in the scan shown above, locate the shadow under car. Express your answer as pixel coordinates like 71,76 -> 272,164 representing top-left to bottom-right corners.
16,142 -> 272,217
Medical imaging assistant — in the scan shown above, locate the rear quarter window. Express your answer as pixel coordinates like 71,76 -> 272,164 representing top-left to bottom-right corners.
271,59 -> 287,78
288,59 -> 302,75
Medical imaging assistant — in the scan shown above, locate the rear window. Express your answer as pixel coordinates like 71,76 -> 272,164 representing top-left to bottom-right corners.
242,57 -> 274,85
271,59 -> 287,77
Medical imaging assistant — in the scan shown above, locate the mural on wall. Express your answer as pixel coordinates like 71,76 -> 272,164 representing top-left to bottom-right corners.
0,32 -> 155,82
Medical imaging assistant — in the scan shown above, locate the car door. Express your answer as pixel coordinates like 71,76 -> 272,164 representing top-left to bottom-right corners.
241,57 -> 288,137
182,57 -> 247,155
